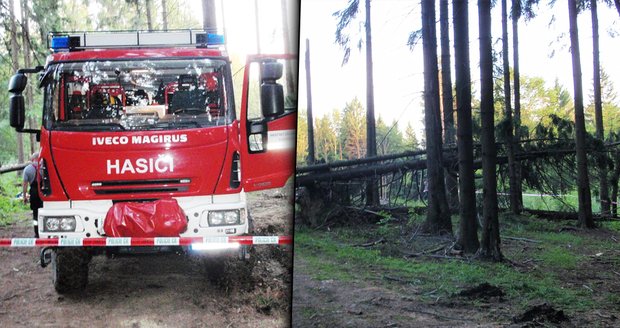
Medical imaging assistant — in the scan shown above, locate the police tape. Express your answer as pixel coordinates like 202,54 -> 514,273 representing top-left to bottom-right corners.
0,236 -> 292,247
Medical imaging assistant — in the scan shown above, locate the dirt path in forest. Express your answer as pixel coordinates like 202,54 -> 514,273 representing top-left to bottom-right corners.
0,188 -> 293,328
291,218 -> 620,328
292,257 -> 505,328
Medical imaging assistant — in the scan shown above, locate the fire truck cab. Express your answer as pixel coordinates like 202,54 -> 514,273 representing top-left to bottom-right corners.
7,30 -> 297,293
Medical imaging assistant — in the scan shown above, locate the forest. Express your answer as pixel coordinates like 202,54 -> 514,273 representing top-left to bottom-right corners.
293,0 -> 620,326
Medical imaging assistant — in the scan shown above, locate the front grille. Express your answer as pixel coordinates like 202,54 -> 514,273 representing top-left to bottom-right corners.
91,178 -> 190,195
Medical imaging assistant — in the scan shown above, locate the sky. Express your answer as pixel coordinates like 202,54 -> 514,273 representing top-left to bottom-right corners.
297,0 -> 620,137
189,0 -> 298,60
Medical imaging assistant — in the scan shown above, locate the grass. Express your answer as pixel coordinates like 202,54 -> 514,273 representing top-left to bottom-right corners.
296,212 -> 618,314
0,174 -> 27,226
521,190 -> 602,213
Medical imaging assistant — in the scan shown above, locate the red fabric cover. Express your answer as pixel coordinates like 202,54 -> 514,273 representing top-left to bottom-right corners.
103,199 -> 187,237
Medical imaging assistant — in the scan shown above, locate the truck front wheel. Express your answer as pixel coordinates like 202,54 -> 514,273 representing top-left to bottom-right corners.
51,248 -> 91,294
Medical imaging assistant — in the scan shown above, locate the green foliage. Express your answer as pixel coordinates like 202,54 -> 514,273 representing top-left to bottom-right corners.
340,98 -> 366,159
403,122 -> 419,150
296,229 -> 595,311
376,117 -> 405,155
296,110 -> 309,164
0,174 -> 26,225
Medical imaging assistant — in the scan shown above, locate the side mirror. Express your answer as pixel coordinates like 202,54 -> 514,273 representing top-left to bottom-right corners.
9,94 -> 25,131
8,73 -> 27,93
8,73 -> 27,131
260,60 -> 284,118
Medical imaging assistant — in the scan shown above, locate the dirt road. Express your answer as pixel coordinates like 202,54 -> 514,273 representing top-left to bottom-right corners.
0,189 -> 293,327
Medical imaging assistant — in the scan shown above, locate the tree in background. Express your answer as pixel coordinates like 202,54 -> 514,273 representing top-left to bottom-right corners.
590,0 -> 609,216
438,0 -> 458,212
453,0 -> 479,253
568,0 -> 594,228
297,111 -> 309,164
403,122 -> 420,150
334,0 -> 379,205
340,98 -> 367,160
376,118 -> 405,155
421,0 -> 452,234
315,115 -> 341,162
478,0 -> 502,260
501,0 -> 522,214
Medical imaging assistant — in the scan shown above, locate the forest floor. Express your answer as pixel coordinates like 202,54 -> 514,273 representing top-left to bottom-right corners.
0,187 -> 293,327
292,211 -> 620,327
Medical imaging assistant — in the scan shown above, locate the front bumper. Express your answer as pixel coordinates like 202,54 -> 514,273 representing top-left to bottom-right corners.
37,193 -> 249,239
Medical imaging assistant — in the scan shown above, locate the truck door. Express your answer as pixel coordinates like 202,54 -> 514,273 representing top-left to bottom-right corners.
239,55 -> 297,192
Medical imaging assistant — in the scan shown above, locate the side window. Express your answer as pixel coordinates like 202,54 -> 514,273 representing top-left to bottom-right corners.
246,62 -> 263,121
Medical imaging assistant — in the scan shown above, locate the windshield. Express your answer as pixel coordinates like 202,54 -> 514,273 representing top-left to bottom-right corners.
43,58 -> 234,131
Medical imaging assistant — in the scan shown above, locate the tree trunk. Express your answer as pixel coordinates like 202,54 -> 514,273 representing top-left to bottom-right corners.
145,0 -> 153,30
453,0 -> 478,252
511,0 -> 524,213
611,154 -> 620,216
477,0 -> 502,261
281,0 -> 296,97
502,0 -> 520,215
162,0 -> 168,30
365,0 -> 379,206
591,0 -> 609,216
439,0 -> 459,213
422,0 -> 452,234
305,39 -> 316,164
9,0 -> 24,165
21,0 -> 36,154
202,0 -> 217,31
568,0 -> 595,228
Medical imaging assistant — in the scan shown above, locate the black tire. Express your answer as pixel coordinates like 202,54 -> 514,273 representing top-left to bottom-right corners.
52,248 -> 90,294
203,256 -> 226,284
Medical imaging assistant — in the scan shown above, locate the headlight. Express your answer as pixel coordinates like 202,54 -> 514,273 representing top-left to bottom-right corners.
44,218 -> 60,231
60,218 -> 76,231
43,217 -> 76,232
209,212 -> 225,225
206,210 -> 241,226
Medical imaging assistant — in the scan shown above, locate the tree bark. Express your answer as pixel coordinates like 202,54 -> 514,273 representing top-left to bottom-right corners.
511,0 -> 524,213
145,0 -> 153,30
568,0 -> 595,228
305,39 -> 316,164
610,156 -> 620,216
439,0 -> 459,213
365,0 -> 379,206
478,0 -> 502,261
591,0 -> 609,216
162,0 -> 168,30
202,0 -> 217,31
9,0 -> 24,165
453,0 -> 479,252
502,0 -> 520,215
281,0 -> 297,97
21,0 -> 36,155
422,0 -> 452,234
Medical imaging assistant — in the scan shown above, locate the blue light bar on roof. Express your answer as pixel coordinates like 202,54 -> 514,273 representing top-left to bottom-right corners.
207,33 -> 225,45
50,36 -> 69,50
48,31 -> 226,51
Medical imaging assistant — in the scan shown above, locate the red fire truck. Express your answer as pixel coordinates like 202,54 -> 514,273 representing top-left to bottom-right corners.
7,30 -> 297,293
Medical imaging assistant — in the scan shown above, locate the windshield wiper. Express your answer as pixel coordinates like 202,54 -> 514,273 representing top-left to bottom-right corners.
58,122 -> 126,131
154,120 -> 201,129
